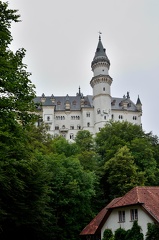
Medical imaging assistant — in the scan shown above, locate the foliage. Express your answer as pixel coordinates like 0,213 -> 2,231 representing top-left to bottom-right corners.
145,222 -> 159,240
114,227 -> 127,240
102,228 -> 114,240
125,221 -> 144,240
38,153 -> 96,240
103,146 -> 144,199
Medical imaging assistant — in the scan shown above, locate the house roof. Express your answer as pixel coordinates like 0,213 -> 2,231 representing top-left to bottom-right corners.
80,186 -> 159,236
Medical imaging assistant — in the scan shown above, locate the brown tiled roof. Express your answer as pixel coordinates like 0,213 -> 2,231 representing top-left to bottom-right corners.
80,186 -> 159,236
80,197 -> 121,235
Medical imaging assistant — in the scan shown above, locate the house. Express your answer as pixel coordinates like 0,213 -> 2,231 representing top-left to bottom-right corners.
34,35 -> 142,141
80,186 -> 159,240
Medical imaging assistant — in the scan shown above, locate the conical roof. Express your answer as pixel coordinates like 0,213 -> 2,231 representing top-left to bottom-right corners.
91,35 -> 110,68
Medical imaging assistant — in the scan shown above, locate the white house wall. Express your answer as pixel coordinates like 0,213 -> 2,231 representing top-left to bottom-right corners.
101,206 -> 154,240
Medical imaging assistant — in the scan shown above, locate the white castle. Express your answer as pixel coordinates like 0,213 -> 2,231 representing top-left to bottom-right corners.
34,35 -> 142,140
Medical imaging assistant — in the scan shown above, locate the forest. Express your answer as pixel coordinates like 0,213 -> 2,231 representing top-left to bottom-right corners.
1,1 -> 159,239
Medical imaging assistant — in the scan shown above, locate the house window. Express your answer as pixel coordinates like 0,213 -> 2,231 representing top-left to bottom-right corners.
118,211 -> 125,222
130,209 -> 138,221
86,112 -> 90,117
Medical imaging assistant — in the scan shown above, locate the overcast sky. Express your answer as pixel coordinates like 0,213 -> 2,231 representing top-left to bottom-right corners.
6,0 -> 159,137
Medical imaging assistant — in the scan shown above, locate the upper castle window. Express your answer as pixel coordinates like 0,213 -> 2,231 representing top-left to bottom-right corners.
57,101 -> 61,105
86,112 -> 90,117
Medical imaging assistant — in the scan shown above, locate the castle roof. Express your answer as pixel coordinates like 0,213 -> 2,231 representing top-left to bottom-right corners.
34,93 -> 139,112
91,35 -> 110,68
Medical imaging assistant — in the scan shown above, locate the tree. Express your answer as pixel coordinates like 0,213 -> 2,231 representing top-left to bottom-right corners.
103,146 -> 144,199
40,153 -> 96,240
0,1 -> 36,126
125,221 -> 143,240
102,229 -> 114,240
0,2 -> 53,239
114,228 -> 127,240
95,121 -> 144,161
145,223 -> 159,240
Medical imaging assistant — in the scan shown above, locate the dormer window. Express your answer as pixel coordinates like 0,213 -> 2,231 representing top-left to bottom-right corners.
57,101 -> 61,105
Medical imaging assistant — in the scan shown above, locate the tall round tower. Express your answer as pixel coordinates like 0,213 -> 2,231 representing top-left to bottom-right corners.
90,35 -> 113,132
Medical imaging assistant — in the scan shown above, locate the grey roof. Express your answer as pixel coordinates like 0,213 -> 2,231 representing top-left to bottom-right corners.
91,35 -> 110,67
34,94 -> 139,112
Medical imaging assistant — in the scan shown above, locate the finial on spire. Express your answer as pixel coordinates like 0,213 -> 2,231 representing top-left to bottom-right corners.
79,86 -> 81,94
98,31 -> 102,40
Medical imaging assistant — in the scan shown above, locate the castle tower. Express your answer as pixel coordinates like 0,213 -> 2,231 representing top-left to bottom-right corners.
90,34 -> 113,132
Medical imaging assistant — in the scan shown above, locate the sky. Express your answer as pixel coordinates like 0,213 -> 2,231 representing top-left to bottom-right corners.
5,0 -> 159,137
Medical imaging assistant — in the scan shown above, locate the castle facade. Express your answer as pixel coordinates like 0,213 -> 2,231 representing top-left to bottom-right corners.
34,35 -> 142,140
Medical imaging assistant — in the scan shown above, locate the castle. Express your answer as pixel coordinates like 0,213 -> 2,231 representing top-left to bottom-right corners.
34,35 -> 142,140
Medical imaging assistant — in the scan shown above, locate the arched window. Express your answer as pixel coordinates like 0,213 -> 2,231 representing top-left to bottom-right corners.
47,116 -> 50,121
97,108 -> 101,114
87,122 -> 90,127
70,133 -> 74,140
86,112 -> 90,117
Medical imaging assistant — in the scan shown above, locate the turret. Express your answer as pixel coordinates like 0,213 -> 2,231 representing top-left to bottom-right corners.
90,34 -> 113,132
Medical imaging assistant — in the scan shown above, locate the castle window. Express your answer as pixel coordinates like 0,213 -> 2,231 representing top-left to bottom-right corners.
55,125 -> 59,130
61,134 -> 66,138
62,125 -> 65,129
103,87 -> 105,91
97,108 -> 101,114
87,122 -> 90,127
57,101 -> 61,105
47,116 -> 50,121
118,211 -> 125,222
77,125 -> 81,130
72,100 -> 76,105
86,112 -> 90,117
119,115 -> 123,119
111,114 -> 114,119
104,116 -> 106,120
70,133 -> 74,140
70,125 -> 74,130
99,128 -> 101,131
130,209 -> 138,221
133,116 -> 137,120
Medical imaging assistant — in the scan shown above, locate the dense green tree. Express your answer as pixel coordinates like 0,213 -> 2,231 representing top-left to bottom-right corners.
103,146 -> 144,199
37,153 -> 96,240
75,130 -> 94,152
125,221 -> 143,240
95,121 -> 144,161
102,229 -> 114,240
0,2 -> 53,239
114,227 -> 127,240
145,222 -> 159,240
